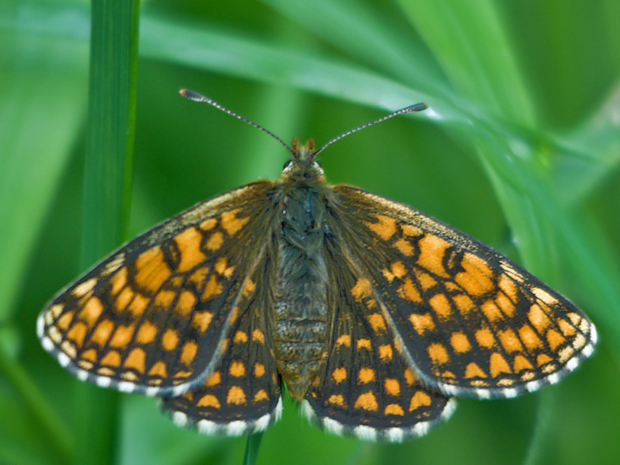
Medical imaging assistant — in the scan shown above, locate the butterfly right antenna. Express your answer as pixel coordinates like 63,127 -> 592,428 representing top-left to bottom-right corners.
314,102 -> 428,157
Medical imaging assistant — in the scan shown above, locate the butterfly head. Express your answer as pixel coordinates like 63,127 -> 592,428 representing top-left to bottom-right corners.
281,138 -> 326,184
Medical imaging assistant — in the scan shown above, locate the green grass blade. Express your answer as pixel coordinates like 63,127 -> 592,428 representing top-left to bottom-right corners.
553,85 -> 620,204
139,14 -> 433,112
74,0 -> 141,464
242,432 -> 263,465
260,0 -> 449,94
397,0 -> 536,126
82,0 -> 140,261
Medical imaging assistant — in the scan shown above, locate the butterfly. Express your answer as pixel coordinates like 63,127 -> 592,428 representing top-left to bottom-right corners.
37,89 -> 597,442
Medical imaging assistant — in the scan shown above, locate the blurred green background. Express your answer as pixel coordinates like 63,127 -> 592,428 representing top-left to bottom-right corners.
2,0 -> 620,464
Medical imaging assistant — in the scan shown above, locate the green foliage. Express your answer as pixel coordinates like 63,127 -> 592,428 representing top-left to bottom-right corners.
1,0 -> 619,464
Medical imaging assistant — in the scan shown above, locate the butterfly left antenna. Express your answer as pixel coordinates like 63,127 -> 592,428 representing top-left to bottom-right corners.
180,89 -> 295,156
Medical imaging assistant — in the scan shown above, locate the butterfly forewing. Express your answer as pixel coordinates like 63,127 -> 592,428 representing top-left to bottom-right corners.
37,181 -> 277,397
332,185 -> 597,399
303,257 -> 454,441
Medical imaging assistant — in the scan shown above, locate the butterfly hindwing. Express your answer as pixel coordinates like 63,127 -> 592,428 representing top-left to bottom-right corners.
331,185 -> 597,399
37,181 -> 277,397
303,255 -> 455,441
162,259 -> 283,436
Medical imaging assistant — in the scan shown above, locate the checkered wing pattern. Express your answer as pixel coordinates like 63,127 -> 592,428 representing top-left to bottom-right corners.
37,181 -> 276,398
332,186 -> 597,399
303,260 -> 454,441
162,265 -> 282,436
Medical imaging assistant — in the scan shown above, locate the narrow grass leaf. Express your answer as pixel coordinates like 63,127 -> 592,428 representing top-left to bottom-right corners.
74,0 -> 141,464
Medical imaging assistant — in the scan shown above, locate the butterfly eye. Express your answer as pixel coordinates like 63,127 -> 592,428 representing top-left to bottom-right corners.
282,160 -> 293,170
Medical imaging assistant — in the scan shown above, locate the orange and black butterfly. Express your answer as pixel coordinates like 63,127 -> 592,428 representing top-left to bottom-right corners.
37,90 -> 596,442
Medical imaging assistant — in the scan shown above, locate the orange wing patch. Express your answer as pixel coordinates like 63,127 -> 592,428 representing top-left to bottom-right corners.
333,185 -> 596,400
304,261 -> 453,440
161,284 -> 281,434
37,184 -> 272,398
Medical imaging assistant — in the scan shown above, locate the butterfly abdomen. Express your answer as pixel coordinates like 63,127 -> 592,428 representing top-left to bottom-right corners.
273,184 -> 329,399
